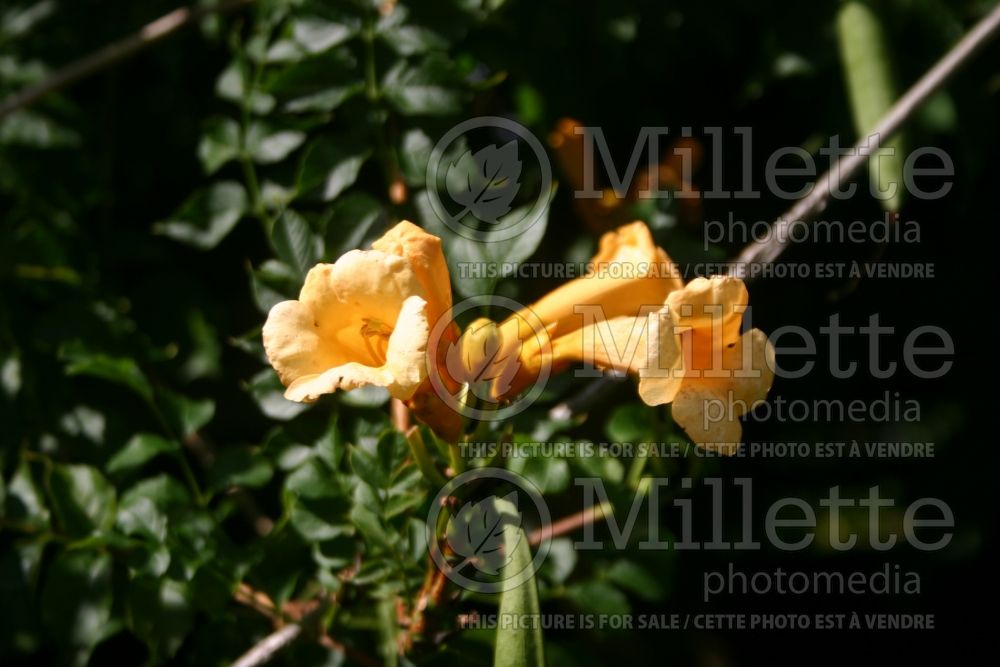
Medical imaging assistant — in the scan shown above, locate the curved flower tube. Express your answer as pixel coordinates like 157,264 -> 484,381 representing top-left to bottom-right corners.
493,221 -> 683,401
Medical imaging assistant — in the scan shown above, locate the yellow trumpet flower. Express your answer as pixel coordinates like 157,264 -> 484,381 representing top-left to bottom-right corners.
493,222 -> 774,452
263,218 -> 774,450
494,221 -> 682,401
642,276 -> 776,452
263,221 -> 462,439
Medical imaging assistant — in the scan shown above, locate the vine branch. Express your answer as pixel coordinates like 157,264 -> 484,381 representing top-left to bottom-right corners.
0,0 -> 255,120
733,2 -> 1000,268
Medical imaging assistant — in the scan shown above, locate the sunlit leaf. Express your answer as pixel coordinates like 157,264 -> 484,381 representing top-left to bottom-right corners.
40,550 -> 114,663
837,1 -> 905,212
154,182 -> 248,250
49,464 -> 116,537
107,433 -> 179,476
298,135 -> 370,201
270,208 -> 321,277
493,496 -> 544,667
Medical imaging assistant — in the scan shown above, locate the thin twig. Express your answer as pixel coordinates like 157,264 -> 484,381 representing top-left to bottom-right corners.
231,560 -> 374,667
557,5 -> 1000,419
528,500 -> 613,546
391,397 -> 411,432
734,2 -> 1000,268
233,582 -> 279,621
0,0 -> 255,119
231,623 -> 303,667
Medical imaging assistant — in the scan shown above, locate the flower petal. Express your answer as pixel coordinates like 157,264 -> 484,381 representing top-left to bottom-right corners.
669,328 -> 774,452
383,295 -> 431,396
372,221 -> 452,327
727,328 -> 776,408
637,309 -> 684,405
512,221 -> 682,341
300,250 -> 424,340
670,382 -> 743,455
262,300 -> 346,387
284,296 -> 430,402
665,276 -> 747,345
284,365 -> 394,403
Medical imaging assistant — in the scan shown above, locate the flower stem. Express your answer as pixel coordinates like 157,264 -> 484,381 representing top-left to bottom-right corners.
404,426 -> 447,488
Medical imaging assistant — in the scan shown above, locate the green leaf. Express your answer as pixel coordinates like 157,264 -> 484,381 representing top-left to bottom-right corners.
417,188 -> 552,297
62,346 -> 154,404
297,135 -> 370,201
154,181 -> 248,250
539,538 -> 577,585
265,46 -> 362,112
351,444 -> 388,490
246,123 -> 307,164
604,403 -> 655,443
289,497 -> 352,541
117,495 -> 168,542
382,57 -> 466,116
285,458 -> 339,499
197,117 -> 240,175
216,62 -> 275,114
1,1 -> 56,41
378,21 -> 449,56
565,580 -> 630,616
500,190 -> 554,264
1,351 -> 21,397
350,502 -> 392,549
314,414 -> 344,470
120,475 -> 192,514
605,559 -> 664,602
126,577 -> 194,660
270,208 -> 321,277
837,1 -> 905,212
248,367 -> 312,421
3,459 -> 50,529
340,384 -> 390,408
107,433 -> 179,476
323,191 -> 386,258
158,388 -> 215,437
0,539 -> 45,655
291,16 -> 358,54
399,128 -> 433,185
250,259 -> 299,313
0,109 -> 79,148
49,463 -> 116,537
253,528 -> 309,607
284,82 -> 364,113
509,455 -> 570,494
493,497 -> 545,667
179,309 -> 223,381
274,442 -> 313,471
207,446 -> 274,492
40,549 -> 114,662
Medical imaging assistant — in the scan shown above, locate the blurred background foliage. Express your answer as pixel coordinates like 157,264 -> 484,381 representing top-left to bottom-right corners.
0,0 -> 997,665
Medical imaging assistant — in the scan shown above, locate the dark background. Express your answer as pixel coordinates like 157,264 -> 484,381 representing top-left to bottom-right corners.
1,0 -> 995,664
